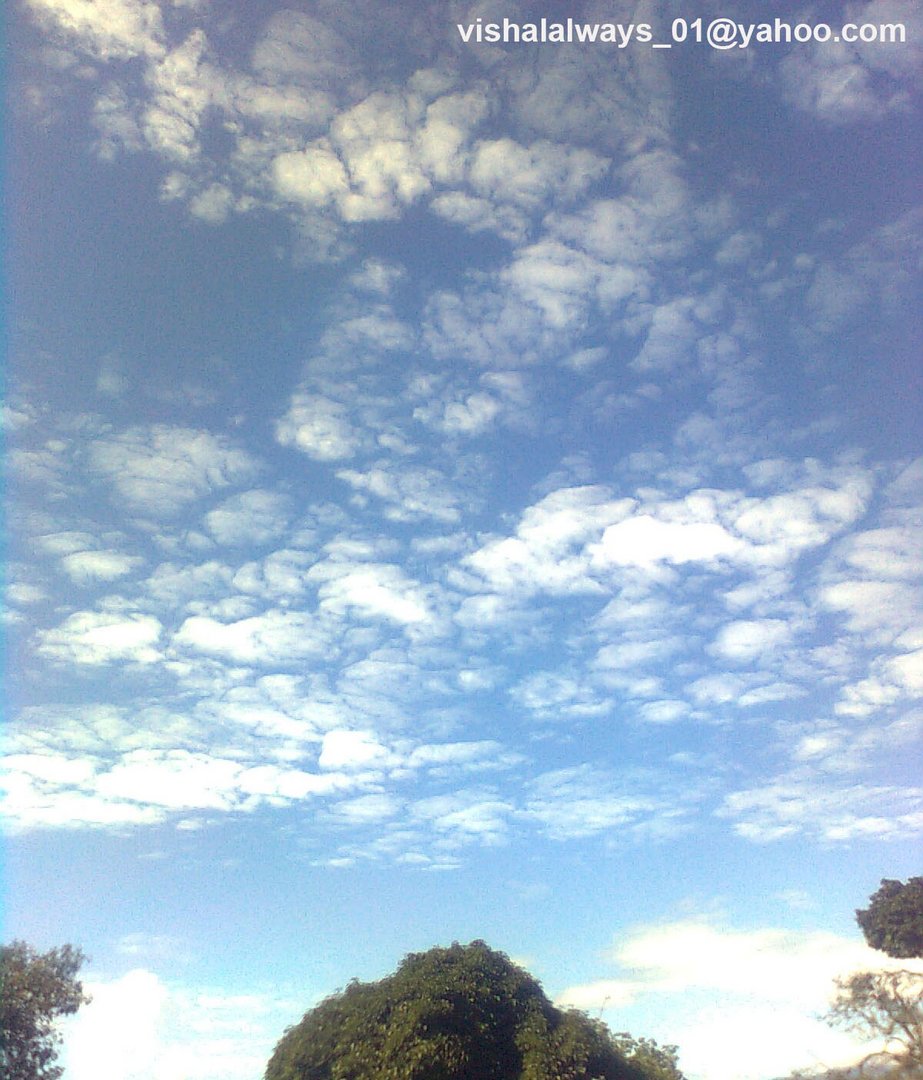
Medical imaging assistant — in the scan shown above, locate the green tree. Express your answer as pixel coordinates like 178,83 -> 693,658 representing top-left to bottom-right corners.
0,941 -> 90,1080
265,941 -> 685,1080
611,1033 -> 685,1080
857,880 -> 923,960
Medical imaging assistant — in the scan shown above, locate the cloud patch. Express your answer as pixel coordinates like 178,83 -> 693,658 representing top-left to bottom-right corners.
89,426 -> 259,517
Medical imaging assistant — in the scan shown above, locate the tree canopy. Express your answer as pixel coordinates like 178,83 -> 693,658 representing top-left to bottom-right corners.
265,941 -> 684,1080
0,941 -> 90,1080
856,879 -> 923,960
827,969 -> 923,1078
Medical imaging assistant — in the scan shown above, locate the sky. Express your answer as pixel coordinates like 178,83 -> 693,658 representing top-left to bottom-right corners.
2,0 -> 922,1078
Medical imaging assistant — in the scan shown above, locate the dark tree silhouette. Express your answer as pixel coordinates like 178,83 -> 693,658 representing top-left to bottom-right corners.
857,879 -> 923,960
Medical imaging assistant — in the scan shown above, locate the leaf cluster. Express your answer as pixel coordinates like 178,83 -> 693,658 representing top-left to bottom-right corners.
0,941 -> 90,1080
857,880 -> 923,960
610,1033 -> 685,1080
265,941 -> 684,1080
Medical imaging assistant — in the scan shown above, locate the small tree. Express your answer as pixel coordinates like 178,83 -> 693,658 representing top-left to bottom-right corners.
827,969 -> 923,1077
0,941 -> 90,1080
782,880 -> 923,1080
856,880 -> 923,960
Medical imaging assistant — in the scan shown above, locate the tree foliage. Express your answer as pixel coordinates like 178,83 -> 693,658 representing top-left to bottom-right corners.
827,970 -> 923,1078
782,880 -> 923,1080
610,1033 -> 685,1080
0,941 -> 90,1080
265,941 -> 685,1080
857,880 -> 923,960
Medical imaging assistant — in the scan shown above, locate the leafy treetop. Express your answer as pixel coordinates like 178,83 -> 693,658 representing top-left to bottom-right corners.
0,941 -> 90,1080
856,878 -> 923,959
265,940 -> 684,1080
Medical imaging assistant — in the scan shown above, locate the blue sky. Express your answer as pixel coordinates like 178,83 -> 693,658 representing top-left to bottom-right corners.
3,0 -> 922,1077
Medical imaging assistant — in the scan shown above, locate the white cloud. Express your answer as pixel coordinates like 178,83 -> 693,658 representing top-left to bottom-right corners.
272,145 -> 349,207
37,611 -> 163,665
805,208 -> 923,336
24,0 -> 166,61
422,282 -> 570,369
251,79 -> 490,230
413,388 -> 502,437
812,509 -> 923,716
504,239 -> 605,331
410,373 -> 496,435
236,764 -> 357,801
329,91 -> 431,220
318,729 -> 391,771
631,295 -> 712,373
641,699 -> 693,725
336,463 -> 463,523
231,78 -> 332,135
6,703 -> 197,759
142,30 -> 215,163
405,741 -> 511,771
204,489 -> 291,546
249,10 -> 359,96
38,531 -> 100,555
62,969 -> 297,1080
469,138 -> 608,210
60,549 -> 143,585
321,307 -> 415,359
231,549 -> 316,603
463,485 -> 633,596
348,258 -> 406,297
1,777 -> 167,831
613,921 -> 868,1001
332,792 -> 401,824
590,515 -> 743,569
505,39 -> 671,152
1,401 -> 39,431
95,750 -> 243,811
275,394 -> 362,460
558,919 -> 923,1080
6,581 -> 48,606
65,969 -> 168,1080
460,468 -> 873,616
547,150 -> 693,268
511,671 -> 610,720
526,766 -> 660,840
188,183 -> 234,224
411,789 -> 513,846
173,610 -> 327,666
734,483 -> 871,552
429,192 -> 529,242
415,87 -> 486,178
307,559 -> 432,626
4,753 -> 97,787
779,0 -> 922,124
722,778 -> 923,843
837,524 -> 923,580
712,618 -> 793,663
144,560 -> 235,609
89,426 -> 259,517
0,701 -> 372,832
